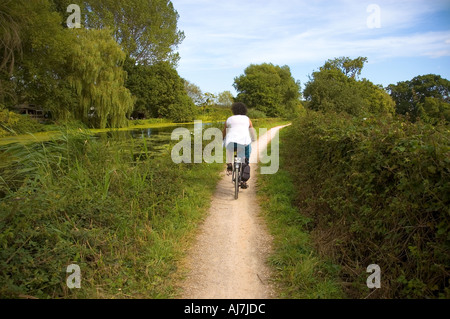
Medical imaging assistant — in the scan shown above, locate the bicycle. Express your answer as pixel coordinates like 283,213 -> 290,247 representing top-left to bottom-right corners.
232,153 -> 243,200
229,144 -> 248,200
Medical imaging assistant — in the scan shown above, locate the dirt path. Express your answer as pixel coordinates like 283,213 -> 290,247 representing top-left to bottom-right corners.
177,125 -> 289,299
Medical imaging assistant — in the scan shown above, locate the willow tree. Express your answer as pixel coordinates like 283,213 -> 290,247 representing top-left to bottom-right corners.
0,0 -> 25,75
0,0 -> 27,103
67,28 -> 135,128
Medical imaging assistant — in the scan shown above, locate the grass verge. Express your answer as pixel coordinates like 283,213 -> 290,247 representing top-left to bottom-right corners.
0,128 -> 223,298
256,128 -> 345,299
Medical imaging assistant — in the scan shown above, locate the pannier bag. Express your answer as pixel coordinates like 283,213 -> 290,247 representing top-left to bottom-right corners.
241,163 -> 250,182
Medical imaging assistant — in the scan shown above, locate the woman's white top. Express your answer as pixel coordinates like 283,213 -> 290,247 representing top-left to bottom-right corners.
225,115 -> 252,147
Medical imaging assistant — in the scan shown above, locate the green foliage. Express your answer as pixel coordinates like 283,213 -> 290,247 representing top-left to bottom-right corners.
258,144 -> 344,299
184,80 -> 205,106
0,104 -> 46,137
418,97 -> 450,124
233,63 -> 302,118
162,94 -> 197,123
246,109 -> 267,119
0,0 -> 26,101
183,80 -> 234,110
2,0 -> 185,128
359,79 -> 396,115
196,105 -> 232,122
304,57 -> 395,117
283,111 -> 450,298
12,20 -> 135,129
66,29 -> 135,129
0,106 -> 20,137
0,127 -> 223,298
125,61 -> 198,122
322,56 -> 368,79
388,74 -> 450,123
216,91 -> 234,108
304,68 -> 363,115
51,0 -> 184,65
4,0 -> 73,110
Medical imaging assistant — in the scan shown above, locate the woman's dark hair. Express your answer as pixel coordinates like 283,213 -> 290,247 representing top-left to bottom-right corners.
231,102 -> 248,115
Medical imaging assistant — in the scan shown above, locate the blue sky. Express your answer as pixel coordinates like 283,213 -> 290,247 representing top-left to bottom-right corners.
171,0 -> 450,96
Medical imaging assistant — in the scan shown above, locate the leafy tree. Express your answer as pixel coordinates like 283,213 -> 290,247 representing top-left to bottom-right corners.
3,1 -> 136,128
418,97 -> 450,123
304,57 -> 394,117
304,67 -> 365,116
3,0 -> 189,128
125,60 -> 197,122
184,80 -> 205,106
0,0 -> 62,105
66,29 -> 135,128
387,81 -> 413,116
161,94 -> 197,123
0,0 -> 22,104
387,74 -> 450,122
322,56 -> 368,79
51,0 -> 185,65
359,79 -> 396,115
203,92 -> 217,107
217,91 -> 234,108
233,63 -> 302,117
0,0 -> 25,75
5,0 -> 76,112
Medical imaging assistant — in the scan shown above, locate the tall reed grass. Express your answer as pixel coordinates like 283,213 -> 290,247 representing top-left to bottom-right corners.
0,126 -> 223,298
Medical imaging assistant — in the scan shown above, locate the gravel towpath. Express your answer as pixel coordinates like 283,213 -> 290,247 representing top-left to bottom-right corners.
177,125 -> 289,299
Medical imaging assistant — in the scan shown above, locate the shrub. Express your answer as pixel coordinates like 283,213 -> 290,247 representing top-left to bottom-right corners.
247,108 -> 267,119
283,111 -> 450,298
0,105 -> 44,137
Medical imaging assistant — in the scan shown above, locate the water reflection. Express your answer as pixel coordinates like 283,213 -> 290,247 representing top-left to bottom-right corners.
94,121 -> 224,161
96,121 -> 222,141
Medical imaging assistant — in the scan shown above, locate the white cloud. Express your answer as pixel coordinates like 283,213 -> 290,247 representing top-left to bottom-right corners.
172,0 -> 450,91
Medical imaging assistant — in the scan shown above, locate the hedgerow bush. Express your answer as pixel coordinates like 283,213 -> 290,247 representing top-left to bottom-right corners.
0,105 -> 44,137
283,111 -> 449,298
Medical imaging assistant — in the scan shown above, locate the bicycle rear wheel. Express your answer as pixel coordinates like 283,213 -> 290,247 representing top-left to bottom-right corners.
234,163 -> 239,200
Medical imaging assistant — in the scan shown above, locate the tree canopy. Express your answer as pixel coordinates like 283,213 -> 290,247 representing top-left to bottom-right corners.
387,74 -> 450,122
233,63 -> 302,117
67,29 -> 135,128
50,0 -> 184,65
125,60 -> 197,122
304,57 -> 395,117
321,56 -> 368,79
0,0 -> 188,128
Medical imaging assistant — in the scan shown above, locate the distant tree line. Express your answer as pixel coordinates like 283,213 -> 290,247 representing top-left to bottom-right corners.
387,74 -> 450,123
232,57 -> 449,123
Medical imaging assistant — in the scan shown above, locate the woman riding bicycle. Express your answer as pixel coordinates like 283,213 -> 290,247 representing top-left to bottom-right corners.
222,102 -> 256,189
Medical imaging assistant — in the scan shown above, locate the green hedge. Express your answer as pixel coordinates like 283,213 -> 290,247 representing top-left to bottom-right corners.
283,111 -> 449,298
0,107 -> 45,137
